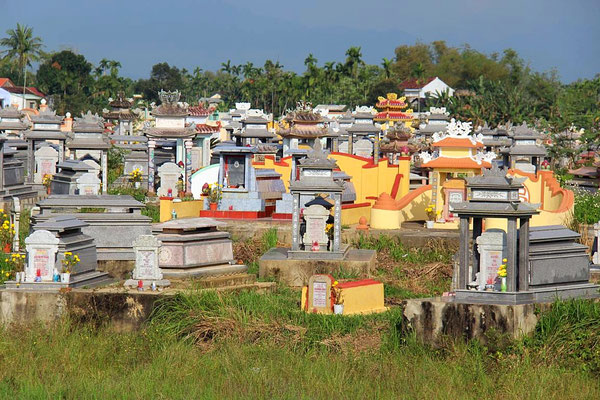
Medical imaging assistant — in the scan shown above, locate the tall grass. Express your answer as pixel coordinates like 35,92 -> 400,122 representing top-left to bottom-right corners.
353,234 -> 455,265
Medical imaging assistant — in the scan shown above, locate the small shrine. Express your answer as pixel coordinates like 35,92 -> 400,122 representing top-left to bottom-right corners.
475,122 -> 511,153
66,111 -> 111,192
374,93 -> 414,130
502,122 -> 547,173
24,105 -> 66,185
234,110 -> 276,146
343,106 -> 381,159
452,166 -> 599,304
144,90 -> 197,193
380,123 -> 413,165
414,107 -> 450,141
418,119 -> 496,225
103,93 -> 136,135
278,101 -> 329,153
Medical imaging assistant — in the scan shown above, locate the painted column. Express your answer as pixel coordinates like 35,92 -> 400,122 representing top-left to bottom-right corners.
291,192 -> 300,251
101,150 -> 108,193
373,137 -> 380,165
148,140 -> 156,193
184,139 -> 193,193
472,217 -> 483,282
333,192 -> 342,252
11,197 -> 20,252
59,141 -> 65,162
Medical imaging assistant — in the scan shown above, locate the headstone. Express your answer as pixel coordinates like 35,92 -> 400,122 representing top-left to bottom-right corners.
82,159 -> 101,178
191,147 -> 203,171
353,138 -> 373,158
76,172 -> 100,195
475,229 -> 506,290
338,141 -> 349,154
302,204 -> 330,248
24,230 -> 59,282
157,162 -> 182,197
34,146 -> 59,184
124,235 -> 170,288
307,274 -> 334,314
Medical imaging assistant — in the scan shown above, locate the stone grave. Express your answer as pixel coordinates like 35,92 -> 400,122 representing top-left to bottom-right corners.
153,217 -> 246,278
24,230 -> 59,283
306,274 -> 333,314
474,229 -> 506,291
34,146 -> 59,184
353,138 -> 373,158
50,160 -> 93,195
31,195 -> 152,262
302,204 -> 330,248
76,172 -> 101,195
124,235 -> 170,288
157,162 -> 182,197
82,158 -> 101,178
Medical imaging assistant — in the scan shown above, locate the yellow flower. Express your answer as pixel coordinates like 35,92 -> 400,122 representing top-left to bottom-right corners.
21,255 -> 25,259
65,252 -> 72,256
4,272 -> 8,277
502,258 -> 507,262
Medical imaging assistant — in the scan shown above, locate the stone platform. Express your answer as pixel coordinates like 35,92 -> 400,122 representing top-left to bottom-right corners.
454,283 -> 600,305
259,247 -> 376,287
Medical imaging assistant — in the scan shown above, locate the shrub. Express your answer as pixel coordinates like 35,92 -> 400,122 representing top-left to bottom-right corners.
573,190 -> 600,224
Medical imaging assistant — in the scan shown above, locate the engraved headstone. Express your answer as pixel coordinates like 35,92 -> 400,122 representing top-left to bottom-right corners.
302,204 -> 330,248
24,230 -> 59,282
34,146 -> 59,184
157,162 -> 182,197
76,172 -> 100,195
475,229 -> 506,290
307,274 -> 334,314
353,138 -> 373,158
125,235 -> 170,288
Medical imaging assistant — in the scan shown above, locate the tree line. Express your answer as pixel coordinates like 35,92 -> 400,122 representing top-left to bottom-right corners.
0,24 -> 598,141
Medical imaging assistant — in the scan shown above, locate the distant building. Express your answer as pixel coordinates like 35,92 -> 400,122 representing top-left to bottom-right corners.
400,77 -> 454,108
0,78 -> 45,110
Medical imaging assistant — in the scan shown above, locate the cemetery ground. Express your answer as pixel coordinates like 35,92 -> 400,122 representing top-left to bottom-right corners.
0,230 -> 598,398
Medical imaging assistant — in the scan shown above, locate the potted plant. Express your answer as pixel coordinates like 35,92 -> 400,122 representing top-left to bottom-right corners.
331,280 -> 344,314
129,168 -> 142,189
61,251 -> 80,284
176,180 -> 185,198
0,210 -> 15,253
425,205 -> 436,229
497,258 -> 507,292
42,174 -> 53,194
201,182 -> 210,197
208,183 -> 222,211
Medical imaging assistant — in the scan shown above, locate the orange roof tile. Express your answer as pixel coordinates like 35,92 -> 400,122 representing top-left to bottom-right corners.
421,157 -> 491,169
0,78 -> 14,87
433,137 -> 483,148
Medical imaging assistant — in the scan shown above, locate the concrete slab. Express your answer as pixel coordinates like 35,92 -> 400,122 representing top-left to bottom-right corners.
259,247 -> 376,286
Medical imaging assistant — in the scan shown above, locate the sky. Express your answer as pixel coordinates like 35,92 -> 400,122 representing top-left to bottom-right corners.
1,0 -> 598,83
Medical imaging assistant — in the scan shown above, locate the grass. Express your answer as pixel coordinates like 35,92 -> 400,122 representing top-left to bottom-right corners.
234,228 -> 279,276
0,292 -> 599,399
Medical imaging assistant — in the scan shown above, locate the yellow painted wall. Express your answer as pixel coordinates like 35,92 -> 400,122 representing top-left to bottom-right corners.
160,198 -> 204,222
440,148 -> 473,158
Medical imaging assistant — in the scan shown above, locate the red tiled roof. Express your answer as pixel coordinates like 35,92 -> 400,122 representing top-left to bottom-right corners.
432,137 -> 483,148
195,122 -> 221,134
188,105 -> 213,117
376,99 -> 407,108
421,157 -> 491,169
2,85 -> 45,97
27,87 -> 45,97
400,77 -> 436,89
0,78 -> 14,87
374,111 -> 413,121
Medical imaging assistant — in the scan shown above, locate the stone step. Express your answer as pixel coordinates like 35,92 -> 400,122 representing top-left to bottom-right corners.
161,263 -> 248,279
192,273 -> 256,289
69,271 -> 115,289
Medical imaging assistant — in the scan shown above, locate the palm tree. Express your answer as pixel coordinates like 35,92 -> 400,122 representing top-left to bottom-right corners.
0,23 -> 43,108
344,46 -> 364,79
220,60 -> 232,74
381,57 -> 392,79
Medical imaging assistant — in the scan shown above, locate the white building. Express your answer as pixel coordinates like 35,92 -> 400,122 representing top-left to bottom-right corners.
401,77 -> 454,107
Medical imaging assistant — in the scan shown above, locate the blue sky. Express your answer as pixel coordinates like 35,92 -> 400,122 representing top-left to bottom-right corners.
1,0 -> 598,82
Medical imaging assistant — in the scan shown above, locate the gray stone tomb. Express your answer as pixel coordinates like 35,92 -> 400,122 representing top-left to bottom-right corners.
124,235 -> 170,288
157,162 -> 182,197
34,146 -> 59,184
76,172 -> 101,195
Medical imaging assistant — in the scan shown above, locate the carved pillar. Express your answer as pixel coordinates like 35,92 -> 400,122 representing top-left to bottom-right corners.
148,140 -> 156,193
518,217 -> 530,292
291,192 -> 301,251
27,140 -> 34,184
348,133 -> 354,155
506,217 -> 518,292
333,192 -> 342,252
184,139 -> 193,193
101,150 -> 108,193
458,216 -> 470,289
373,138 -> 380,165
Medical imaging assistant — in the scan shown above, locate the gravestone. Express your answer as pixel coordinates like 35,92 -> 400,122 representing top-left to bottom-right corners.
475,229 -> 506,290
34,146 -> 59,184
82,159 -> 101,178
353,138 -> 373,158
157,162 -> 182,197
24,230 -> 59,282
124,235 -> 170,288
302,204 -> 330,248
76,172 -> 100,195
338,141 -> 349,154
191,147 -> 203,171
307,274 -> 334,314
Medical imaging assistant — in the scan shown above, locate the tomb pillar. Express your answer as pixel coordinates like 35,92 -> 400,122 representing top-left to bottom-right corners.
333,192 -> 342,252
0,139 -> 5,190
291,192 -> 301,251
373,138 -> 380,165
184,139 -> 193,193
458,216 -> 470,289
472,217 -> 482,282
506,217 -> 518,292
59,141 -> 65,162
332,138 -> 339,153
27,139 -> 34,184
148,140 -> 156,193
348,133 -> 354,155
518,217 -> 530,291
101,150 -> 108,193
